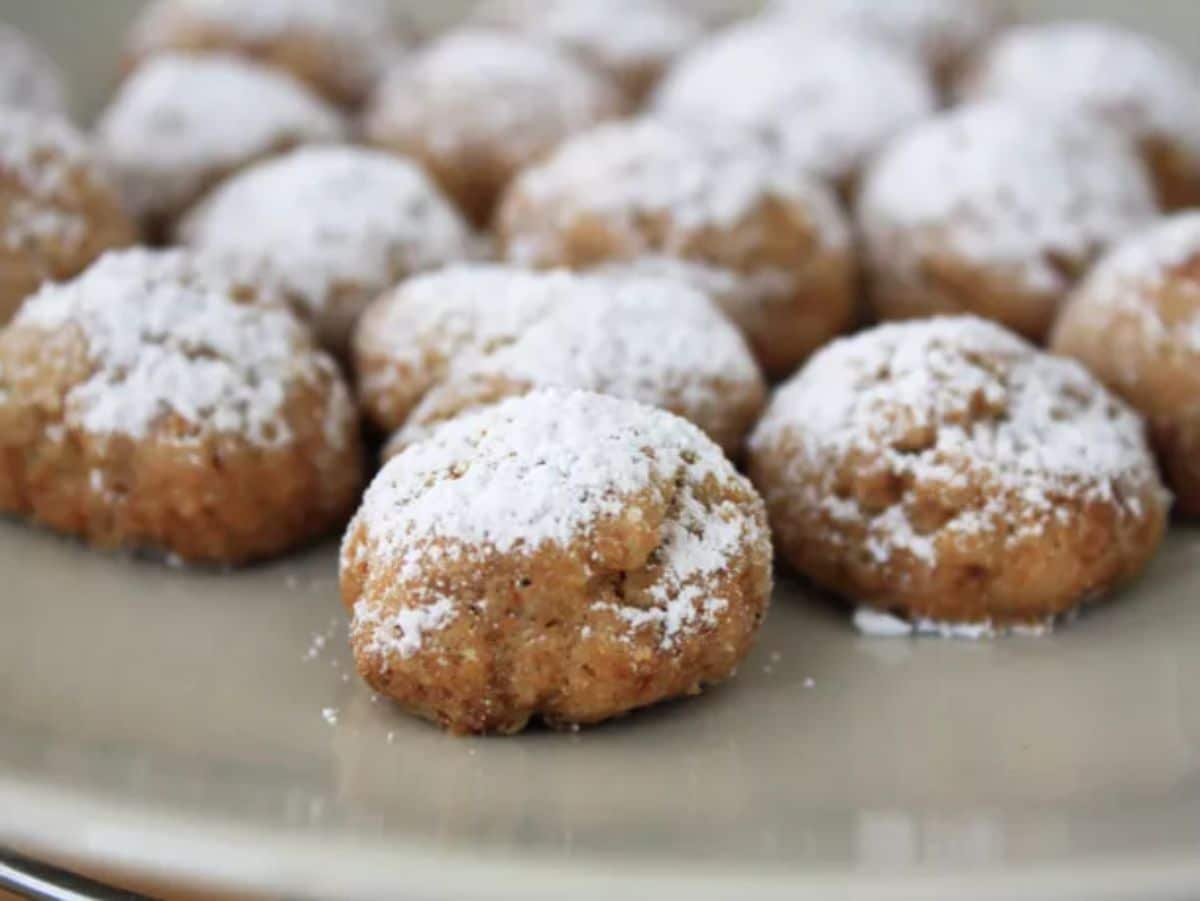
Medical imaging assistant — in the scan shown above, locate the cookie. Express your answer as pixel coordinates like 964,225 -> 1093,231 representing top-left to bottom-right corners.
364,29 -> 621,227
0,110 -> 136,325
177,145 -> 475,354
340,389 -> 773,734
496,118 -> 854,378
0,248 -> 363,565
353,264 -> 765,457
857,103 -> 1159,342
748,316 -> 1168,629
1053,213 -> 1200,516
962,22 -> 1200,210
97,54 -> 345,237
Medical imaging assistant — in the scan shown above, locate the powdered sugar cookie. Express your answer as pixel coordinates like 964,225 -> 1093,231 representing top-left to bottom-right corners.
748,316 -> 1168,630
364,30 -> 621,227
126,0 -> 405,107
178,145 -> 475,354
471,0 -> 702,102
857,103 -> 1159,342
0,25 -> 68,116
497,118 -> 855,378
1053,213 -> 1200,516
355,264 -> 764,457
341,389 -> 772,734
0,110 -> 135,325
97,54 -> 345,236
962,22 -> 1200,210
653,22 -> 936,195
0,249 -> 363,565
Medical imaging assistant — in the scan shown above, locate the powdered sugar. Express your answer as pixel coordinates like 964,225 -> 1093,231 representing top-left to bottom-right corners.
352,596 -> 456,659
751,316 -> 1164,567
0,25 -> 67,116
965,21 -> 1200,164
97,54 -> 345,223
653,22 -> 935,184
857,103 -> 1159,295
13,248 -> 351,446
178,146 -> 474,342
853,607 -> 1058,639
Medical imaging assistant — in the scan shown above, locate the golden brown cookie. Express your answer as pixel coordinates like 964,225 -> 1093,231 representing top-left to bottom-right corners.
748,316 -> 1169,630
177,145 -> 476,355
0,110 -> 136,326
125,0 -> 405,108
97,54 -> 345,237
961,22 -> 1200,210
364,29 -> 622,228
496,118 -> 855,379
353,264 -> 765,458
340,389 -> 773,734
0,25 -> 68,116
0,248 -> 363,565
857,103 -> 1159,343
1053,213 -> 1200,516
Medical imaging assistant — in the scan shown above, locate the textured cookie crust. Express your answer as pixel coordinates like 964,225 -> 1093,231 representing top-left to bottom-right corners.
341,389 -> 773,734
365,30 -> 622,227
497,118 -> 855,378
0,111 -> 136,325
1053,214 -> 1200,515
0,249 -> 363,565
748,316 -> 1168,628
857,103 -> 1159,342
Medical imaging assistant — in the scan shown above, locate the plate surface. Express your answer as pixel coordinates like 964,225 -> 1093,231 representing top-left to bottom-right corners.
3,1 -> 1200,898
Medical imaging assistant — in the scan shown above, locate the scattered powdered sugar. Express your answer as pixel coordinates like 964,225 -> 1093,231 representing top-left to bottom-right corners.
751,316 -> 1164,567
504,117 -> 848,263
352,596 -> 456,659
853,606 -> 1058,639
858,103 -> 1159,294
14,248 -> 349,446
965,21 -> 1200,164
320,707 -> 339,725
0,25 -> 67,115
474,0 -> 701,80
367,29 -> 619,165
178,146 -> 474,323
97,54 -> 345,222
653,22 -> 935,184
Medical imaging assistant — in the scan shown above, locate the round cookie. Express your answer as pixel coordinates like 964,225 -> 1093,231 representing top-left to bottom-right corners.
470,0 -> 702,103
0,110 -> 136,326
0,25 -> 68,116
961,22 -> 1200,210
1052,213 -> 1200,516
353,264 -> 765,457
857,103 -> 1159,342
769,0 -> 1010,89
496,118 -> 855,379
340,388 -> 773,734
364,29 -> 622,228
97,54 -> 345,237
177,145 -> 476,354
0,248 -> 363,565
652,22 -> 936,196
748,316 -> 1169,629
125,0 -> 404,108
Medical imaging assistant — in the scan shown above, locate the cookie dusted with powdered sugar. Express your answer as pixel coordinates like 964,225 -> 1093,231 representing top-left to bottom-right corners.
496,118 -> 854,378
364,30 -> 622,227
962,22 -> 1200,210
125,0 -> 405,107
0,25 -> 68,116
178,145 -> 475,354
1053,214 -> 1200,516
0,249 -> 363,565
97,54 -> 345,236
653,22 -> 936,195
341,389 -> 773,734
0,110 -> 136,325
857,103 -> 1159,342
355,264 -> 764,457
748,316 -> 1168,631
